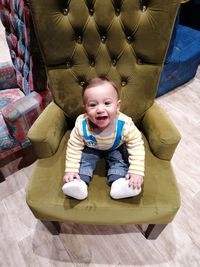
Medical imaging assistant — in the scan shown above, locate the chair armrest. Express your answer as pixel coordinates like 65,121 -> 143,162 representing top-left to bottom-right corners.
141,102 -> 181,160
28,102 -> 67,158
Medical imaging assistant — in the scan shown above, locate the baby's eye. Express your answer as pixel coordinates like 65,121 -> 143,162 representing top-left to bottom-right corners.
88,103 -> 96,108
105,101 -> 111,106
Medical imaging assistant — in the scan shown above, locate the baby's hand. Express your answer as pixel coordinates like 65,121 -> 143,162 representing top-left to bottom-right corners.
63,172 -> 80,183
125,173 -> 144,189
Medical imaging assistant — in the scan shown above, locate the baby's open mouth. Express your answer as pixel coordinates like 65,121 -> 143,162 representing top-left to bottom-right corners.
96,116 -> 108,120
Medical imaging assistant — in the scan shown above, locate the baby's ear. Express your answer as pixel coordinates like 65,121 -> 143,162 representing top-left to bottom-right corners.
117,100 -> 121,111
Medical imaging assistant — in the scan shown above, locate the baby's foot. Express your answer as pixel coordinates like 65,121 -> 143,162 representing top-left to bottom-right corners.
62,179 -> 88,200
110,178 -> 141,199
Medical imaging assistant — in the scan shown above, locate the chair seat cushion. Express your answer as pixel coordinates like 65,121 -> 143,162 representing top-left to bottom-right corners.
26,131 -> 181,225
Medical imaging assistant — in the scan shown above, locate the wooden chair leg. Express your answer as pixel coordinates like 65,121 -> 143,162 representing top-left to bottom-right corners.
144,224 -> 168,240
42,221 -> 61,235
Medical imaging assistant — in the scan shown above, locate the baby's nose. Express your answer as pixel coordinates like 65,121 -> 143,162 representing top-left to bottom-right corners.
97,104 -> 105,112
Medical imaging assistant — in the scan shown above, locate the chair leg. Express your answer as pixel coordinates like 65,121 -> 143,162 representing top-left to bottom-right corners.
42,221 -> 61,235
144,224 -> 168,240
41,221 -> 167,238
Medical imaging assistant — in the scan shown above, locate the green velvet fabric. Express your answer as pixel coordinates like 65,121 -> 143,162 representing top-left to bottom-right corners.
141,103 -> 181,160
27,129 -> 180,224
29,0 -> 179,123
28,102 -> 67,158
27,0 -> 181,226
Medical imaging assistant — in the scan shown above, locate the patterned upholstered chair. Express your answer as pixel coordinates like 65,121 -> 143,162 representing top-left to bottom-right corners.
26,0 -> 181,239
0,86 -> 43,159
0,0 -> 50,160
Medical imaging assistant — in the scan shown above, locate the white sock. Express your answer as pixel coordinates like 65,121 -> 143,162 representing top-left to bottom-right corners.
110,178 -> 141,199
62,179 -> 88,200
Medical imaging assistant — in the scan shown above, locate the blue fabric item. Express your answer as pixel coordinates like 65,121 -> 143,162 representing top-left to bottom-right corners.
79,174 -> 91,184
107,174 -> 122,185
157,25 -> 200,97
108,120 -> 125,152
82,119 -> 97,147
79,146 -> 128,182
82,119 -> 125,152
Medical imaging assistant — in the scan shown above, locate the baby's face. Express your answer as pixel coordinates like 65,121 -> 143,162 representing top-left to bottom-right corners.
83,82 -> 121,131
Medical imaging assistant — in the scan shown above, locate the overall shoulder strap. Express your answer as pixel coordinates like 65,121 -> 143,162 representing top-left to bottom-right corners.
82,119 -> 97,146
107,120 -> 125,152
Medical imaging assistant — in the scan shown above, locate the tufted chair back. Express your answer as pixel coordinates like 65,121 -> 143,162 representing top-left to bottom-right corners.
29,0 -> 179,124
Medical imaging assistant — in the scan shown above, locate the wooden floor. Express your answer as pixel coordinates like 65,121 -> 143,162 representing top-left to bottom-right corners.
1,21 -> 200,267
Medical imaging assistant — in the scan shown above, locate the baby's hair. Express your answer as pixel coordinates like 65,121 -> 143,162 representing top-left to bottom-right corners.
82,77 -> 119,99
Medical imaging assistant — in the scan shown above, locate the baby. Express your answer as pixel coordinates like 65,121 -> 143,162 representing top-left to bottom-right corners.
62,77 -> 145,200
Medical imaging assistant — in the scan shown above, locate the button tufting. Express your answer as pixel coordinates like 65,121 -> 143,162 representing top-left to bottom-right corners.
89,8 -> 94,15
142,5 -> 147,12
65,61 -> 71,68
112,59 -> 117,66
121,80 -> 127,87
90,60 -> 95,67
80,81 -> 85,87
115,8 -> 121,16
137,58 -> 143,65
77,35 -> 82,44
127,35 -> 133,43
101,35 -> 106,43
62,8 -> 68,15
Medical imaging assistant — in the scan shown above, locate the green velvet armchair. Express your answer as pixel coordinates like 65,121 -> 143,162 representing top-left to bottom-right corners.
26,0 -> 181,239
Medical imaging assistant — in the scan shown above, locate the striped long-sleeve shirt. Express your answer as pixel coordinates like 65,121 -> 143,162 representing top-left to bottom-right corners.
65,112 -> 145,176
